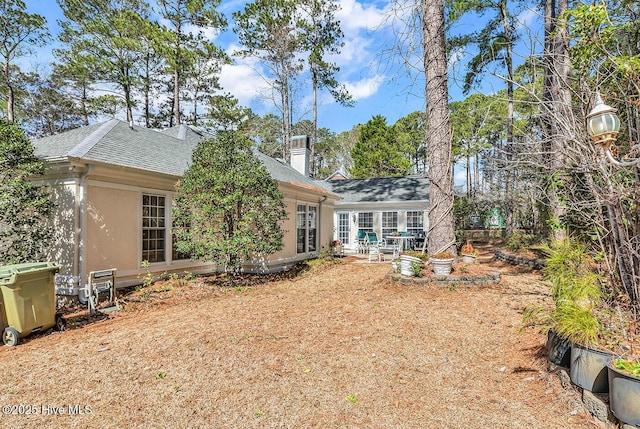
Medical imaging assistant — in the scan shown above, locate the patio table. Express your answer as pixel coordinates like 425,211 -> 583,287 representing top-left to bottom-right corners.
385,235 -> 415,256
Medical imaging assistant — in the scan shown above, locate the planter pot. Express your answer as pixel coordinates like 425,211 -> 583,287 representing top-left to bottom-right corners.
430,258 -> 454,275
461,254 -> 477,264
391,261 -> 400,273
608,359 -> 640,426
570,343 -> 612,393
546,329 -> 571,368
399,255 -> 422,277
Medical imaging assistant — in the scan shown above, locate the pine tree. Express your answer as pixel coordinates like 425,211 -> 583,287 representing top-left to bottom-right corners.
173,130 -> 287,274
0,120 -> 54,264
350,115 -> 410,178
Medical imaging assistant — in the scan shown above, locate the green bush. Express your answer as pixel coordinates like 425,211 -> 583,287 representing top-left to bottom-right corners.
542,239 -> 603,347
505,230 -> 537,253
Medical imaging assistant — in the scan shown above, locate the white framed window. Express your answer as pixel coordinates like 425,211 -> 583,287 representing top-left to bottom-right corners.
382,211 -> 398,237
407,210 -> 424,236
142,194 -> 166,263
297,204 -> 318,253
357,212 -> 374,232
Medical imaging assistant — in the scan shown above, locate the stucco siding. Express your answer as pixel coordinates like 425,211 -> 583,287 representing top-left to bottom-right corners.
46,181 -> 79,275
86,184 -> 139,274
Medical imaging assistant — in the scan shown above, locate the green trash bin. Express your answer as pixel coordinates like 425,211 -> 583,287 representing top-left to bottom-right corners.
0,262 -> 64,346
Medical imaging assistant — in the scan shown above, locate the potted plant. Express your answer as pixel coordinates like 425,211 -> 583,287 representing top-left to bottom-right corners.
607,357 -> 640,426
541,239 -> 612,393
331,240 -> 343,256
460,242 -> 477,263
430,251 -> 455,275
399,251 -> 426,276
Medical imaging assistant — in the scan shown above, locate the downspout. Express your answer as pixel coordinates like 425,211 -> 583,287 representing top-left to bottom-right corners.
77,164 -> 93,304
319,195 -> 328,250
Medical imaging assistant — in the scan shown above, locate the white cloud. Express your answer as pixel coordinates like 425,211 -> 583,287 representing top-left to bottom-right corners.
517,8 -> 539,29
336,0 -> 389,33
219,62 -> 270,106
344,75 -> 385,101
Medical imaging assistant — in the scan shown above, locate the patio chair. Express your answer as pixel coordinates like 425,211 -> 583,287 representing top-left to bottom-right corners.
366,232 -> 382,248
368,245 -> 386,262
413,231 -> 426,251
356,230 -> 368,253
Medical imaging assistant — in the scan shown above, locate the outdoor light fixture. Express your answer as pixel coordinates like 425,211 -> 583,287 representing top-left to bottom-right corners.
586,92 -> 640,167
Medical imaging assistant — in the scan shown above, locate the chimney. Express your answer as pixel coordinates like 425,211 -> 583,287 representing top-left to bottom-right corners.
290,135 -> 310,176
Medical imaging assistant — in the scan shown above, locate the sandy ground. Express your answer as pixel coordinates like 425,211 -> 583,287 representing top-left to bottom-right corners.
0,251 -> 607,428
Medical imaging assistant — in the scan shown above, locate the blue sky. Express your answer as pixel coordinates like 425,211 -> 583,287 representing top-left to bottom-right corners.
23,0 -> 541,137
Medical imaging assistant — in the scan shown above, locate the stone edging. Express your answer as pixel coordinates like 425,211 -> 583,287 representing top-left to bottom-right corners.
494,249 -> 545,270
387,271 -> 501,286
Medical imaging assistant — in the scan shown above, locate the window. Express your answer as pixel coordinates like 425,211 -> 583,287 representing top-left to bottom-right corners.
407,210 -> 424,236
337,212 -> 350,245
171,199 -> 190,261
142,194 -> 165,263
357,212 -> 373,232
297,204 -> 318,253
381,211 -> 398,237
308,206 -> 317,252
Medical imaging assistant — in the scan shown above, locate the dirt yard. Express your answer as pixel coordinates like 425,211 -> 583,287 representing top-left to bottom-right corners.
0,249 -> 607,428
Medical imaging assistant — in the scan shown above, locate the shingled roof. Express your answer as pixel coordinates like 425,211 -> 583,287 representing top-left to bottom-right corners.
31,119 -> 335,196
325,176 -> 429,203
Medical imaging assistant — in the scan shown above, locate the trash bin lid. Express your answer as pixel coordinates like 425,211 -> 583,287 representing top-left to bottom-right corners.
0,262 -> 59,279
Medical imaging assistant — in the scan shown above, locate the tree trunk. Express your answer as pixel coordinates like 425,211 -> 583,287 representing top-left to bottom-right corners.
173,23 -> 182,126
422,0 -> 456,255
500,0 -> 515,236
543,0 -> 570,242
312,67 -> 318,177
4,59 -> 14,122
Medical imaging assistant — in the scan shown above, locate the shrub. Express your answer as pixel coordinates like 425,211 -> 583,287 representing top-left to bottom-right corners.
505,230 -> 537,253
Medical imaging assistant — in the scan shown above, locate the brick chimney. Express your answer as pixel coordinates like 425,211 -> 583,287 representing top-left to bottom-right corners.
290,135 -> 310,176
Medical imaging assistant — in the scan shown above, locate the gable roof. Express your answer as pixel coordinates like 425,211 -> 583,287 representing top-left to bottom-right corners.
32,119 -> 335,197
325,176 -> 429,203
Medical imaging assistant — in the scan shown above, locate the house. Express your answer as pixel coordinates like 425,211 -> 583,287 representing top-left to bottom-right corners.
32,119 -> 338,289
325,176 -> 429,252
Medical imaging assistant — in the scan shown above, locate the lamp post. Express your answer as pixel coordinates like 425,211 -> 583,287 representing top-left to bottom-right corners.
586,93 -> 640,167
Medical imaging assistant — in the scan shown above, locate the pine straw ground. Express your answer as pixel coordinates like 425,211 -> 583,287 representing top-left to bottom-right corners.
0,247 -> 610,428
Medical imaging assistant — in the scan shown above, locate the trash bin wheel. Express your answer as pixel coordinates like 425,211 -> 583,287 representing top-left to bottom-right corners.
55,313 -> 66,331
3,327 -> 20,346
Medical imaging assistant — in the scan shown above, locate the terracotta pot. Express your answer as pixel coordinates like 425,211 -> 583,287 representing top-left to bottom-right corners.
607,359 -> 640,426
570,343 -> 612,393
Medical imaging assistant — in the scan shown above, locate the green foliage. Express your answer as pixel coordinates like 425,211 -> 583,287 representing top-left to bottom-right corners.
541,239 -> 600,301
0,120 -> 54,264
57,0 -> 153,121
613,358 -> 640,378
542,239 -> 603,346
401,250 -> 428,261
409,260 -> 423,277
453,195 -> 474,231
0,0 -> 50,121
139,260 -> 155,287
391,111 -> 426,174
504,230 -> 537,253
350,115 -> 411,178
173,130 -> 287,275
297,0 -> 352,107
552,300 -> 599,346
345,395 -> 358,404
